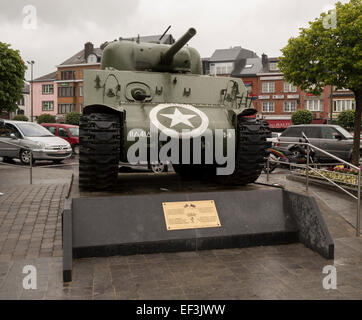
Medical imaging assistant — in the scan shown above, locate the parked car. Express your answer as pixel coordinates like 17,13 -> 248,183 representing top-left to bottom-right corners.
0,119 -> 72,165
267,132 -> 281,146
41,123 -> 79,153
119,162 -> 170,173
278,124 -> 361,162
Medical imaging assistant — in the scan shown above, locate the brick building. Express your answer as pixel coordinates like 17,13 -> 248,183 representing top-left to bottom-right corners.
229,52 -> 333,130
31,33 -> 174,122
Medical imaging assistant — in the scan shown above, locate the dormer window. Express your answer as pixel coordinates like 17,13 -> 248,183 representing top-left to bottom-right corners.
269,62 -> 279,71
87,54 -> 97,64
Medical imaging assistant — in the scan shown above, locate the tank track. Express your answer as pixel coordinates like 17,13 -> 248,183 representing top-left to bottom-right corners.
79,113 -> 121,190
173,117 -> 270,185
218,117 -> 271,185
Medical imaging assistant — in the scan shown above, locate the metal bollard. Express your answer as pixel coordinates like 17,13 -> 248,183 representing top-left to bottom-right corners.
306,145 -> 310,193
30,151 -> 33,185
357,169 -> 361,237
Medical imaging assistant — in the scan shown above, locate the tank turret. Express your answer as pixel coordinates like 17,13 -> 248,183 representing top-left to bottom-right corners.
101,28 -> 202,74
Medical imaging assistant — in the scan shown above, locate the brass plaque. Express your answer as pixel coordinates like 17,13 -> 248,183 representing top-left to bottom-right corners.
162,200 -> 221,231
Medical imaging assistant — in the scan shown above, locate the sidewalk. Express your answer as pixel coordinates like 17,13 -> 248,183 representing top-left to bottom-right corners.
0,168 -> 361,300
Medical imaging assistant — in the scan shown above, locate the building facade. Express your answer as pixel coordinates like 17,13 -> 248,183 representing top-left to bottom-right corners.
230,53 -> 335,130
15,83 -> 30,119
31,71 -> 58,120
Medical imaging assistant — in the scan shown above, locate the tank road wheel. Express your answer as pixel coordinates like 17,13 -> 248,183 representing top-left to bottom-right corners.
79,113 -> 121,190
217,117 -> 271,185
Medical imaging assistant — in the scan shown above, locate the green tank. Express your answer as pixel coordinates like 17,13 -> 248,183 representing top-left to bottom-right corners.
79,28 -> 271,189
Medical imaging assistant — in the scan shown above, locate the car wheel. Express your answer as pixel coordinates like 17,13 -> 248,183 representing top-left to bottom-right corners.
73,145 -> 79,155
150,163 -> 167,173
19,149 -> 34,165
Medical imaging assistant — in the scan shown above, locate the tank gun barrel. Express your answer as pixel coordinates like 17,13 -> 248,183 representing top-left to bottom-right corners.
160,28 -> 196,65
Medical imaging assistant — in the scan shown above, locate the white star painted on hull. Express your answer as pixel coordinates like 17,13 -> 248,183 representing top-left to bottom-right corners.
160,108 -> 197,128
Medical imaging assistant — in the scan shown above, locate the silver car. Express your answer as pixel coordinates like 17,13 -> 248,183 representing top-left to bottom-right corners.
278,124 -> 360,162
0,119 -> 72,165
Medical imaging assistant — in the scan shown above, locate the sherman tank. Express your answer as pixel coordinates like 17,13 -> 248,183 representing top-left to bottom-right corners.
79,28 -> 271,189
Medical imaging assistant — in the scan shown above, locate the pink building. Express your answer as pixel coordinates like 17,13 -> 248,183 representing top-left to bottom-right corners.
31,71 -> 57,121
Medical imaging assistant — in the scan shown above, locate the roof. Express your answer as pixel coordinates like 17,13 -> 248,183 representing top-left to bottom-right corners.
231,57 -> 263,77
210,46 -> 258,62
60,48 -> 103,66
33,71 -> 57,82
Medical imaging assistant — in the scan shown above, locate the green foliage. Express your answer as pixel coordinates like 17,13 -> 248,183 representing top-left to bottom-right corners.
291,110 -> 313,125
279,0 -> 362,95
37,113 -> 56,124
337,109 -> 355,129
0,42 -> 27,114
279,0 -> 362,165
65,112 -> 81,125
12,114 -> 28,121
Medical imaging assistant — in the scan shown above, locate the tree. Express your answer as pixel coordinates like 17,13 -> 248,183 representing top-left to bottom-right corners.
37,114 -> 56,124
291,110 -> 313,125
13,114 -> 28,121
0,42 -> 27,114
337,109 -> 355,130
65,112 -> 81,125
279,0 -> 362,165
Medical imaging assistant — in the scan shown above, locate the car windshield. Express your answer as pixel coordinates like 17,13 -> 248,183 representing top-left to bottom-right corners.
16,123 -> 54,137
68,127 -> 79,137
336,126 -> 353,139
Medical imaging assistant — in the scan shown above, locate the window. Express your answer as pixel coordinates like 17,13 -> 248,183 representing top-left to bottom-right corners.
244,83 -> 252,93
283,82 -> 297,93
321,127 -> 339,139
283,100 -> 297,112
262,82 -> 275,93
333,100 -> 355,112
18,97 -> 25,106
42,101 -> 54,111
269,62 -> 279,71
58,86 -> 75,97
209,62 -> 234,75
45,126 -> 56,134
303,127 -> 322,139
61,71 -> 75,80
244,64 -> 253,69
79,86 -> 83,97
58,128 -> 69,138
42,84 -> 54,94
262,101 -> 275,113
58,104 -> 76,114
306,100 -> 323,112
87,54 -> 97,64
281,126 -> 304,138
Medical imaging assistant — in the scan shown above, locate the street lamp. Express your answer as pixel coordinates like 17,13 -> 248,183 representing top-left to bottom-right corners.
27,61 -> 35,122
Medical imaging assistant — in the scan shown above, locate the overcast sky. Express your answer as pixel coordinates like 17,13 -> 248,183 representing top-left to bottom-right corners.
0,0 -> 346,80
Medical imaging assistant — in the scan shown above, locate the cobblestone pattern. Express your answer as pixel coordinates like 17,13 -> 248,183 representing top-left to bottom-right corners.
0,239 -> 361,300
0,184 -> 67,261
0,174 -> 361,300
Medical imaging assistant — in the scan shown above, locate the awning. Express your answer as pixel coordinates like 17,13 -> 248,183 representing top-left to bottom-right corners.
266,118 -> 327,129
266,120 -> 291,129
312,119 -> 327,124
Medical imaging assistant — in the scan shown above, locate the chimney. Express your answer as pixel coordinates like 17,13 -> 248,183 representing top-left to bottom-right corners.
84,42 -> 94,60
262,53 -> 268,68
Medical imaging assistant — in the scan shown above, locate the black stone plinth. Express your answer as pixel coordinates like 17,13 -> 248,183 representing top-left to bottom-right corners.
62,188 -> 334,282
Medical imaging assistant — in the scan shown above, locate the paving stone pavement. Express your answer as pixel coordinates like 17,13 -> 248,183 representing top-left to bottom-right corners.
0,170 -> 362,300
0,184 -> 67,261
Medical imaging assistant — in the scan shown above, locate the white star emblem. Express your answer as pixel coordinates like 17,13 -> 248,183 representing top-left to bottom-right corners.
160,108 -> 197,128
